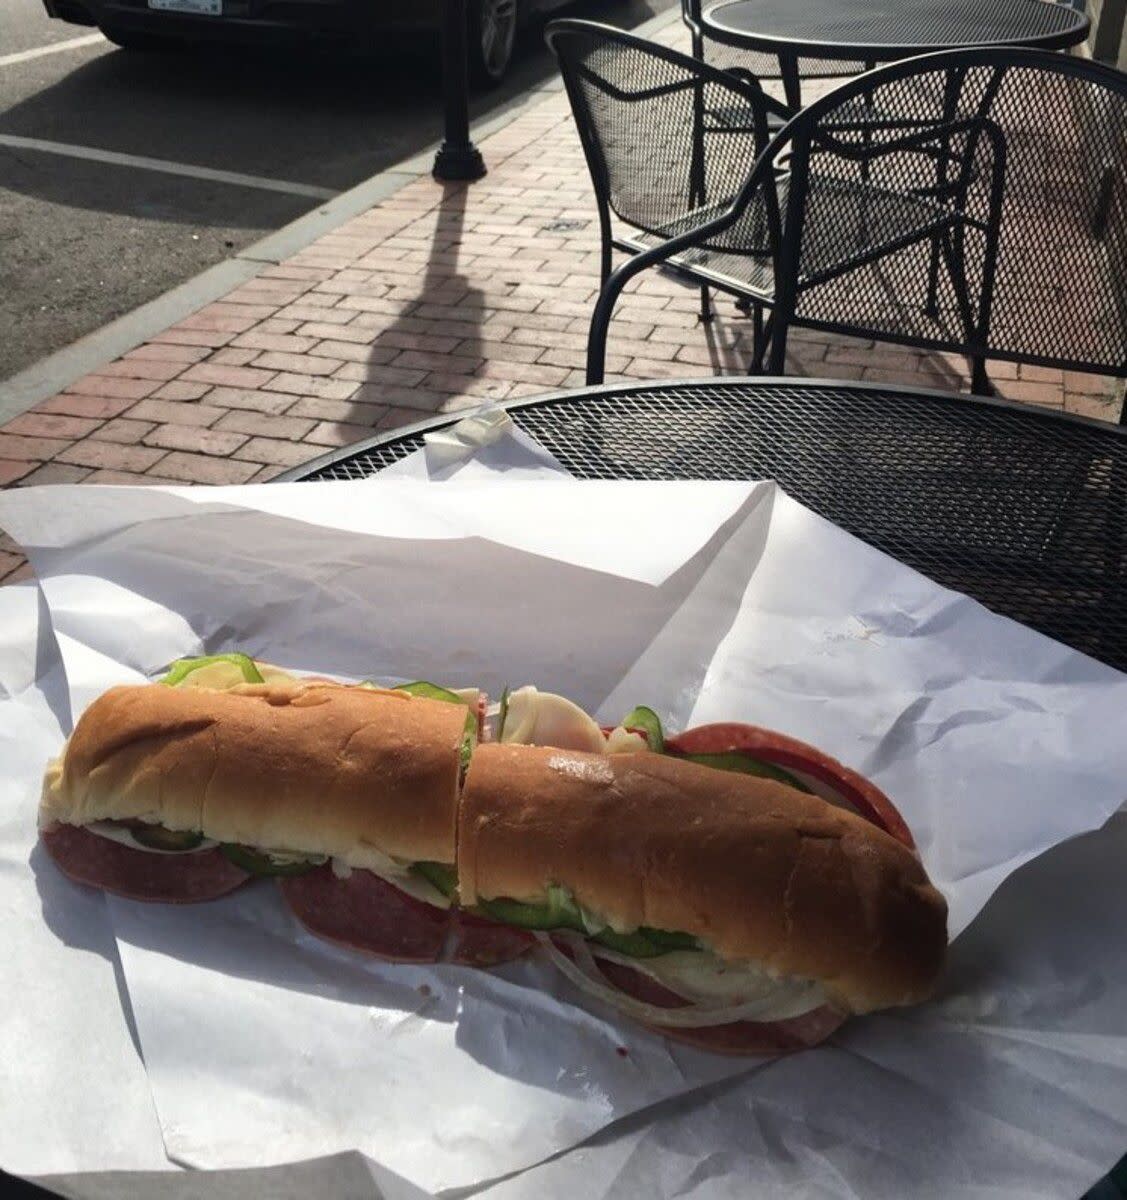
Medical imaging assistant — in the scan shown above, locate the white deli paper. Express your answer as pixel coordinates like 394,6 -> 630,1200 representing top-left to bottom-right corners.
1,468 -> 1125,1195
0,584 -> 169,1175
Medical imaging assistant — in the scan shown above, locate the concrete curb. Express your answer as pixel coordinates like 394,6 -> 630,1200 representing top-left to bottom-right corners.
0,5 -> 682,427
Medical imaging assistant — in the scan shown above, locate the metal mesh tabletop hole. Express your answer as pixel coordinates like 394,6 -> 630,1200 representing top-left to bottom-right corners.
300,383 -> 1126,672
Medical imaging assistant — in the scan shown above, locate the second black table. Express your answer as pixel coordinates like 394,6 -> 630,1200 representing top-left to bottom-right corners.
702,0 -> 1090,107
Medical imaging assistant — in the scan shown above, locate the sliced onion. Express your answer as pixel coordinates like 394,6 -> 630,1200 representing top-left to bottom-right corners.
775,765 -> 852,809
535,933 -> 824,1028
583,943 -> 820,1007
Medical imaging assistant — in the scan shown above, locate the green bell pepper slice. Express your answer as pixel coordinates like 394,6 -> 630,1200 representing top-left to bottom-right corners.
590,926 -> 701,958
476,884 -> 586,933
411,861 -> 458,899
682,751 -> 812,793
392,681 -> 466,705
161,653 -> 264,687
620,705 -> 665,752
219,844 -> 325,877
475,887 -> 699,958
389,681 -> 476,772
130,825 -> 205,852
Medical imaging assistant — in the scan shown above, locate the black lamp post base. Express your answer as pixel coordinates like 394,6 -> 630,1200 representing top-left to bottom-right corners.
433,142 -> 487,182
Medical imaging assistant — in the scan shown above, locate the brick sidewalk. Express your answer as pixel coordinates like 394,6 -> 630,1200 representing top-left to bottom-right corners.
1,37 -> 1122,584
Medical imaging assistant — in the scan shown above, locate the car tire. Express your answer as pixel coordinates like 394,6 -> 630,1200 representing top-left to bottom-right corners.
468,0 -> 518,87
100,25 -> 185,52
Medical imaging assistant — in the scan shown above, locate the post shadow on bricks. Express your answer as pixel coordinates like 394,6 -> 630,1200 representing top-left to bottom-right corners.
349,182 -> 490,429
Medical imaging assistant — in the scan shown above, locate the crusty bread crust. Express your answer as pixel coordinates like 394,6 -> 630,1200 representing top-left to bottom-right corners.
459,744 -> 947,1013
41,681 -> 466,864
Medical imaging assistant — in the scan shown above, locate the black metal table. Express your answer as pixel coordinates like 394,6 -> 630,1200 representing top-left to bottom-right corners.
702,0 -> 1091,108
288,379 -> 1127,674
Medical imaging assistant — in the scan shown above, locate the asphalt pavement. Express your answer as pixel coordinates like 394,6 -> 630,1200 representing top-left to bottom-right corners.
0,0 -> 676,384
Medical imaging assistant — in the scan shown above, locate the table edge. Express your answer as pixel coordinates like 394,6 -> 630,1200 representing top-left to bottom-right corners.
700,0 -> 1090,61
278,376 -> 1125,482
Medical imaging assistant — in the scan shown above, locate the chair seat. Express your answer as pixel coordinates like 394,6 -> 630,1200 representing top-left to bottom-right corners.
799,172 -> 953,283
619,225 -> 776,297
617,171 -> 954,302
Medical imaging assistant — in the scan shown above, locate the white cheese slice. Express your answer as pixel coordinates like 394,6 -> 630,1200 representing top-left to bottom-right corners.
501,686 -> 608,753
330,847 -> 452,910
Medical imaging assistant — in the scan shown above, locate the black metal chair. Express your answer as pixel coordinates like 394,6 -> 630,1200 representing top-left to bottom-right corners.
758,46 -> 1127,402
549,23 -> 1127,412
549,22 -> 1004,389
545,18 -> 790,351
680,0 -> 866,89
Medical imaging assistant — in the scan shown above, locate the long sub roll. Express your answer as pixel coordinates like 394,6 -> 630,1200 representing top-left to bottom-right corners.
40,667 -> 948,1053
459,743 -> 947,1053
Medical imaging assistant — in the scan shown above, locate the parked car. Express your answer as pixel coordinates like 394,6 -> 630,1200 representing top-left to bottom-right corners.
40,0 -> 576,85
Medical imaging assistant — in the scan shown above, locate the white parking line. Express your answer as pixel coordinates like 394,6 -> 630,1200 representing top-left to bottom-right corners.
0,134 -> 337,198
0,33 -> 107,69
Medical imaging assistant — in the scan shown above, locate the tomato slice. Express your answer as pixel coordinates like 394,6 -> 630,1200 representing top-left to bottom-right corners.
665,723 -> 915,851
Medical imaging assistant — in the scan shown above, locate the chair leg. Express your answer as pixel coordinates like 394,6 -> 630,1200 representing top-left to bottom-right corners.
748,304 -> 766,371
586,291 -> 614,386
700,285 -> 713,323
970,356 -> 993,396
767,314 -> 790,376
925,236 -> 942,319
586,263 -> 636,385
587,247 -> 686,385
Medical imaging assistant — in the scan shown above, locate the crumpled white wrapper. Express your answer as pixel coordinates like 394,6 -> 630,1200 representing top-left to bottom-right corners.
0,583 -> 169,1175
1,423 -> 1125,1195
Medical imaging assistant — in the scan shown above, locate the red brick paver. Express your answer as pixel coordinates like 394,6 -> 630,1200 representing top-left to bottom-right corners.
1,25 -> 1122,584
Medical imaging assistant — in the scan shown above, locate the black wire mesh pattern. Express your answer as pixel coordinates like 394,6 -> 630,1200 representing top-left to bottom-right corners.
705,0 -> 1087,57
621,167 -> 954,301
555,26 -> 950,293
558,28 -> 774,256
791,60 -> 1127,373
791,70 -> 1000,349
681,0 -> 863,84
625,224 -> 776,294
296,383 -> 1127,673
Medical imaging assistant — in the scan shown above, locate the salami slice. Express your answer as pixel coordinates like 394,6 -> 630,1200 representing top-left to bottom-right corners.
448,909 -> 534,967
280,863 -> 450,963
281,864 -> 533,966
592,952 -> 846,1056
41,824 -> 249,904
665,723 -> 915,850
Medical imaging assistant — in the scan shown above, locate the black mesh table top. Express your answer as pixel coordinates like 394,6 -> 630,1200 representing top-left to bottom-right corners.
702,0 -> 1089,61
288,379 -> 1127,674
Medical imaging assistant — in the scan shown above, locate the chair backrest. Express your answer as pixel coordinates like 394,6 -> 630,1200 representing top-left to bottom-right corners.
546,19 -> 783,258
770,48 -> 1127,376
